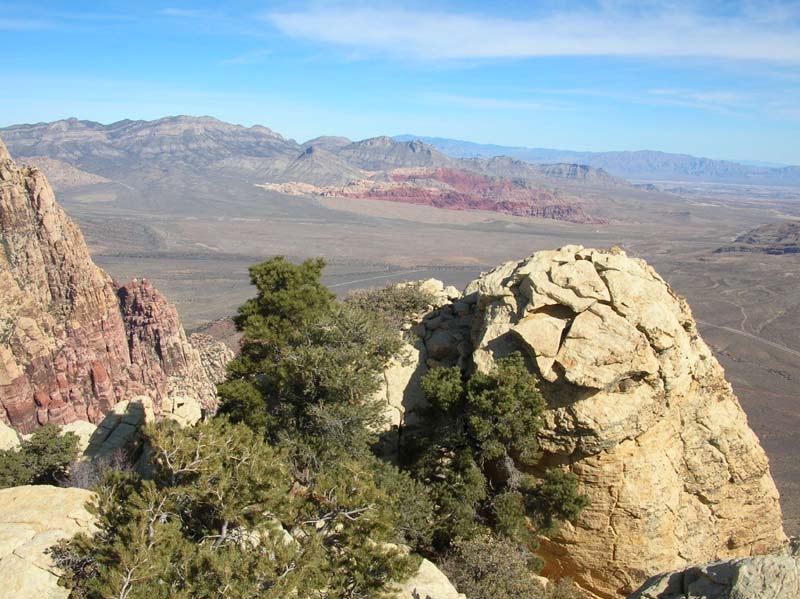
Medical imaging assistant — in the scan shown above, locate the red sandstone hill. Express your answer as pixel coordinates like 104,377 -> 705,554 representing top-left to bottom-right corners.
261,167 -> 604,224
0,136 -> 231,433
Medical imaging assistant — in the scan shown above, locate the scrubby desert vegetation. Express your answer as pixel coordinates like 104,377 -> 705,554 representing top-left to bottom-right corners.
51,257 -> 588,598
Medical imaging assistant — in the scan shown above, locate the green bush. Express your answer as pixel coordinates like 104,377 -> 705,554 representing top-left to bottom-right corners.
0,424 -> 79,488
438,534 -> 547,599
346,283 -> 436,329
405,353 -> 588,550
437,534 -> 590,599
219,258 -> 402,461
53,419 -> 419,599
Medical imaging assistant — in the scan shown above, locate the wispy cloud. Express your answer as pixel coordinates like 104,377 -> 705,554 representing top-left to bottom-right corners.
421,93 -> 569,112
264,3 -> 800,62
643,88 -> 752,113
219,49 -> 271,65
159,8 -> 214,19
0,17 -> 53,30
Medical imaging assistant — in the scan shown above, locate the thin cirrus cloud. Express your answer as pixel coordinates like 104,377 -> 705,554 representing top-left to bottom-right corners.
0,17 -> 54,30
219,49 -> 272,66
421,93 -> 570,112
264,5 -> 800,62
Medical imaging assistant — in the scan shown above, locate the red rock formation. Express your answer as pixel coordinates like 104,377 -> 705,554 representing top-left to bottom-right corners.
264,167 -> 605,224
0,136 -> 227,432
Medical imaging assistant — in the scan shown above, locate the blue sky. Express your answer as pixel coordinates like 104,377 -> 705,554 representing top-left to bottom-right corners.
1,1 -> 800,164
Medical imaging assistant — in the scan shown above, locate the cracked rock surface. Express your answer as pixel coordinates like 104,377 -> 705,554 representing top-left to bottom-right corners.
380,246 -> 786,598
0,485 -> 96,599
629,542 -> 800,599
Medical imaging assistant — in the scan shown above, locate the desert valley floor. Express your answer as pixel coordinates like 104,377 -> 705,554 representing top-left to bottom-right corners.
49,177 -> 800,536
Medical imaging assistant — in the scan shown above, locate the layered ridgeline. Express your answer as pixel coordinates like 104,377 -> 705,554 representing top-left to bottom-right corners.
394,135 -> 800,186
0,137 -> 231,432
377,247 -> 787,597
1,117 -> 618,223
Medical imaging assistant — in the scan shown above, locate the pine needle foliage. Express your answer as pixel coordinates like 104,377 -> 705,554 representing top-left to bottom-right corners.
0,424 -> 78,488
53,419 -> 419,599
406,353 -> 588,551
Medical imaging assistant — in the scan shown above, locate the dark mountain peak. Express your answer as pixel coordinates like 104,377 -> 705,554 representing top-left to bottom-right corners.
301,136 -> 352,151
335,136 -> 453,170
357,135 -> 395,146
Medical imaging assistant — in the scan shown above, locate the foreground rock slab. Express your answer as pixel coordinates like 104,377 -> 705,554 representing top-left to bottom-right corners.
387,558 -> 466,599
629,544 -> 800,599
0,485 -> 95,599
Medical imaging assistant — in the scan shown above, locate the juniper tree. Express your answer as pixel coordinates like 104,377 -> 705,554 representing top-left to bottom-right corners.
53,419 -> 419,599
0,424 -> 78,488
218,257 -> 401,461
407,353 -> 588,551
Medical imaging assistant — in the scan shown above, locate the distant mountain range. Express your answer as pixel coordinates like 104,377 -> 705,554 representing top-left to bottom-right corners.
394,135 -> 800,186
0,116 -> 619,224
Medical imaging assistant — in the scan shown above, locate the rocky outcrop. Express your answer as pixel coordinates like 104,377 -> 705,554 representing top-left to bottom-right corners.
260,167 -> 602,224
117,279 -> 221,413
715,222 -> 800,255
0,418 -> 21,450
0,485 -> 96,599
630,542 -> 800,599
0,136 -> 229,432
388,558 -> 466,599
374,279 -> 460,436
385,246 -> 786,598
188,332 -> 236,384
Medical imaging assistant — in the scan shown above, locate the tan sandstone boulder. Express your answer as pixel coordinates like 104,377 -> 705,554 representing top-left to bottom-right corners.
373,279 -> 463,440
629,542 -> 800,599
387,558 -> 466,599
387,246 -> 786,598
0,418 -> 21,450
0,485 -> 95,599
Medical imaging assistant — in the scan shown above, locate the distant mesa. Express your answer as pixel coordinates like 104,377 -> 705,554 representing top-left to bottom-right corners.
258,166 -> 605,224
394,134 -> 800,186
715,222 -> 800,255
0,116 -> 618,221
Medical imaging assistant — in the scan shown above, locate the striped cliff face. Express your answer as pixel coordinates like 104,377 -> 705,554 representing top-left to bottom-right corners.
0,137 -> 228,432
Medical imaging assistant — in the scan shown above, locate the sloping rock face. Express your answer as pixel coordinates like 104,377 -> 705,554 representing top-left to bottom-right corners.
0,136 -> 229,432
117,279 -> 225,413
0,419 -> 21,450
374,279 -> 461,434
388,558 -> 466,599
629,542 -> 800,599
0,485 -> 96,599
386,246 -> 786,598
